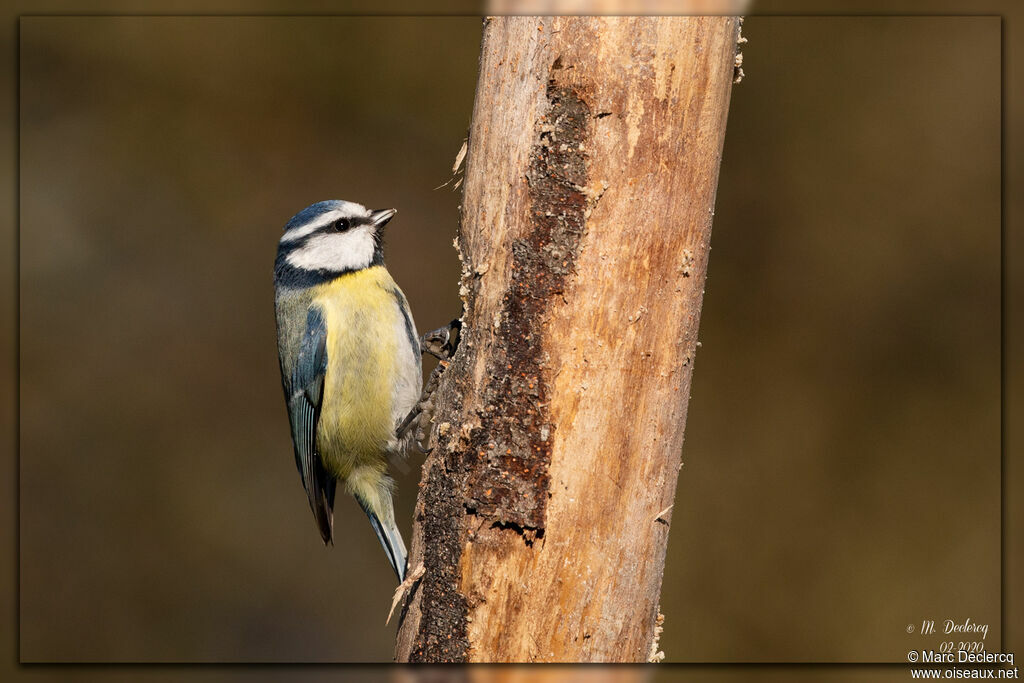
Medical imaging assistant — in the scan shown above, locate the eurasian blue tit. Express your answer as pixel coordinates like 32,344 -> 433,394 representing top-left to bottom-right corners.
274,199 -> 421,582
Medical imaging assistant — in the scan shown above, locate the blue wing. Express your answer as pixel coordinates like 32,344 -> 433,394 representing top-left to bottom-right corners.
287,306 -> 336,543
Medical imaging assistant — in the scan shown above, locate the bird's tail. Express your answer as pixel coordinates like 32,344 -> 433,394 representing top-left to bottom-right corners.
357,495 -> 408,583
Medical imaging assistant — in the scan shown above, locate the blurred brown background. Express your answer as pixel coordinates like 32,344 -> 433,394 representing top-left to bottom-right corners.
14,8 -> 1003,668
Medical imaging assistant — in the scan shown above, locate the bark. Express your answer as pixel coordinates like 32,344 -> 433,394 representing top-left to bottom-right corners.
396,15 -> 740,663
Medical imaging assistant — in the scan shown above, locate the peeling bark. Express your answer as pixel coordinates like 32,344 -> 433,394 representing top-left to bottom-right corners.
396,15 -> 740,663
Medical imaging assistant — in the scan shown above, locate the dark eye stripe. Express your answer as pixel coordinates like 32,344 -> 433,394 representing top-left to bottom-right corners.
282,214 -> 372,242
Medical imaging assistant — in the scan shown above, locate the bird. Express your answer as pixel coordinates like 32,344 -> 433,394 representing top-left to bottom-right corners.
274,199 -> 422,582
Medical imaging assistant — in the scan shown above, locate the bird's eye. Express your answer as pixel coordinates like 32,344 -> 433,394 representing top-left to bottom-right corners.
332,218 -> 351,232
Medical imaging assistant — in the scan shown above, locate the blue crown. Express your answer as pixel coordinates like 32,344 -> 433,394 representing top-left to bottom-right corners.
285,200 -> 359,231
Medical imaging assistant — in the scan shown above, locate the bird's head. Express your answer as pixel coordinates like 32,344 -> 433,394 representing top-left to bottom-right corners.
277,200 -> 396,276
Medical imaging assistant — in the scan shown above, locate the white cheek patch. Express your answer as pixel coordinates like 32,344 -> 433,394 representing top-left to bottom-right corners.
285,225 -> 376,272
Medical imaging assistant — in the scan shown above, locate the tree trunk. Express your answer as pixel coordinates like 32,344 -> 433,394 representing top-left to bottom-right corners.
396,15 -> 740,663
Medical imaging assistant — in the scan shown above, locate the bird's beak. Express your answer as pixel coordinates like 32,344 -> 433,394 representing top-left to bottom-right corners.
370,208 -> 397,227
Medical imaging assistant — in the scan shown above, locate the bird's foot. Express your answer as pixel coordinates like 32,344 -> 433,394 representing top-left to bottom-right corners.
398,319 -> 463,452
419,319 -> 461,360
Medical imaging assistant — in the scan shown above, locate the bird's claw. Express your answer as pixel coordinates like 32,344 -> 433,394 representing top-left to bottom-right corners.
397,319 -> 462,451
419,319 -> 462,360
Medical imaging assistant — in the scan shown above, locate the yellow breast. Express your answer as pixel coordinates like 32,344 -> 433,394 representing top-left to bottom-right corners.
310,265 -> 401,479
